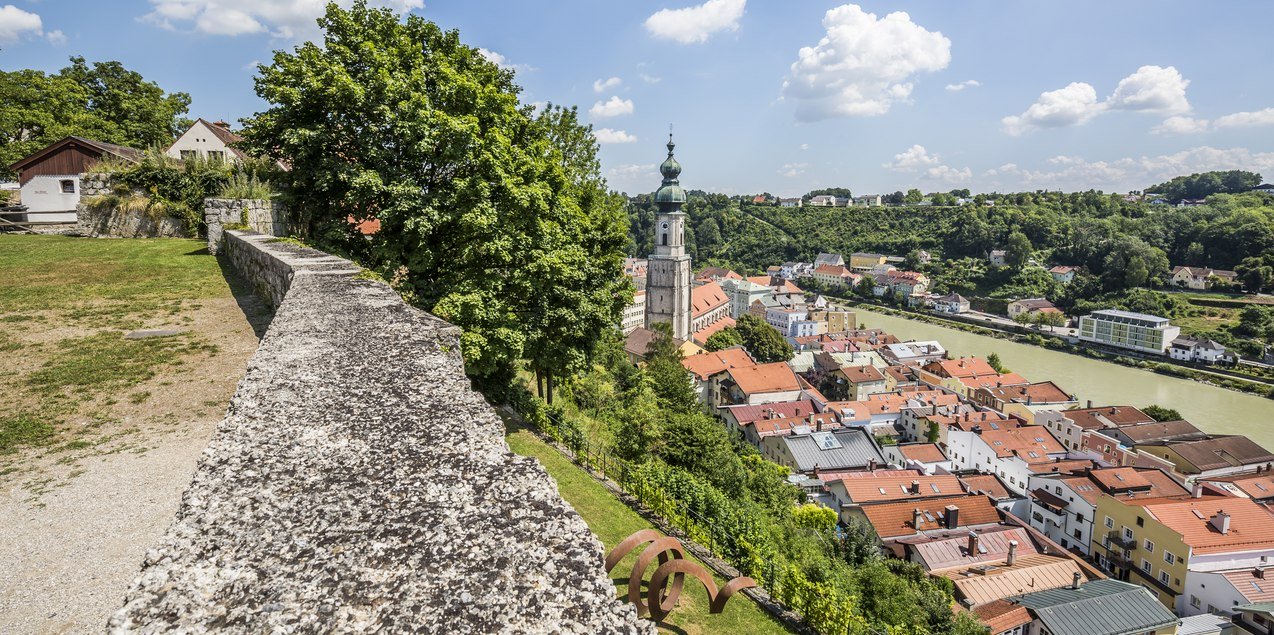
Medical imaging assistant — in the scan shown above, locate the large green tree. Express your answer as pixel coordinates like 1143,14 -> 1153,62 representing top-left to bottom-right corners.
0,57 -> 190,174
240,2 -> 628,386
734,314 -> 795,363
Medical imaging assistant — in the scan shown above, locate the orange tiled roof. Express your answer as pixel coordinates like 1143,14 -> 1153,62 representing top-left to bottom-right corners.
972,599 -> 1033,634
1027,459 -> 1095,475
958,474 -> 1013,500
1059,406 -> 1154,430
899,443 -> 948,463
695,266 -> 742,281
860,494 -> 1001,539
691,316 -> 736,346
1092,467 -> 1189,500
1145,497 -> 1274,554
681,347 -> 754,381
727,362 -> 801,395
840,365 -> 885,384
690,281 -> 729,318
925,357 -> 998,379
984,381 -> 1073,405
958,373 -> 1030,392
832,474 -> 963,504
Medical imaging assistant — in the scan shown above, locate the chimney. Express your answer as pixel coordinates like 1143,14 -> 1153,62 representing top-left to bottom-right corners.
816,416 -> 823,432
1087,399 -> 1093,409
973,425 -> 983,435
868,458 -> 878,471
1256,567 -> 1267,580
913,508 -> 924,530
812,464 -> 820,478
1027,396 -> 1033,406
1110,407 -> 1118,415
1071,571 -> 1082,590
945,504 -> 960,529
1007,540 -> 1018,566
1192,482 -> 1204,498
1211,511 -> 1231,535
911,480 -> 921,495
967,531 -> 980,555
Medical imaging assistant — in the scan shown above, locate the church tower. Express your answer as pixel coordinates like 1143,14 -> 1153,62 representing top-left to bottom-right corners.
645,134 -> 693,340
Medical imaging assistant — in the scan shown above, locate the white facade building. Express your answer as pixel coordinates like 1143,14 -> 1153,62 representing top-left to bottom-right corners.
1078,310 -> 1180,354
166,119 -> 245,163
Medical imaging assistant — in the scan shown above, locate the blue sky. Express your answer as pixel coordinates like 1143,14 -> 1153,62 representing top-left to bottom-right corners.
3,0 -> 1273,196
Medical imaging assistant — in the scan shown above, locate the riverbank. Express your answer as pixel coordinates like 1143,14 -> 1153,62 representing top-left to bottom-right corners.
831,296 -> 1274,399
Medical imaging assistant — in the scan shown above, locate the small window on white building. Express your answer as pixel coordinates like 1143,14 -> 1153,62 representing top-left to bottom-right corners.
208,150 -> 225,162
180,150 -> 198,161
1190,595 -> 1201,608
59,179 -> 75,194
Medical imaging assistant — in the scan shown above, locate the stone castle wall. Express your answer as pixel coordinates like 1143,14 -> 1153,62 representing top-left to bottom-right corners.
75,173 -> 192,238
204,198 -> 288,254
110,231 -> 650,634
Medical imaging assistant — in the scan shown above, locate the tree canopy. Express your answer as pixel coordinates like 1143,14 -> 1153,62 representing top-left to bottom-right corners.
241,1 -> 628,385
1146,170 -> 1262,201
734,314 -> 795,364
0,57 -> 191,175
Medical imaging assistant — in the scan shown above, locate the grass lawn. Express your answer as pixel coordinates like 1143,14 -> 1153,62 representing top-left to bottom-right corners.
506,429 -> 793,635
0,235 -> 265,482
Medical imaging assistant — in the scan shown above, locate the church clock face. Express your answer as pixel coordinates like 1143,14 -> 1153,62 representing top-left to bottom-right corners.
660,221 -> 669,231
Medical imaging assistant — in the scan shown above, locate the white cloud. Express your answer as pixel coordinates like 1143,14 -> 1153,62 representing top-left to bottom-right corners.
593,76 -> 622,93
594,128 -> 638,144
799,143 -> 809,151
1105,65 -> 1190,114
1003,66 -> 1193,135
141,0 -> 424,40
589,96 -> 634,119
779,162 -> 809,177
1153,116 -> 1209,135
606,163 -> 657,192
645,0 -> 745,44
781,4 -> 951,121
477,47 -> 535,72
639,72 -> 662,84
945,79 -> 980,92
885,144 -> 940,170
0,4 -> 44,45
925,164 -> 972,184
1002,82 -> 1102,135
981,146 -> 1274,192
1215,107 -> 1274,129
45,29 -> 66,45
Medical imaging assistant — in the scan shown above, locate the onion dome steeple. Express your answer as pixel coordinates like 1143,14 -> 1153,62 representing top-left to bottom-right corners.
654,133 -> 687,209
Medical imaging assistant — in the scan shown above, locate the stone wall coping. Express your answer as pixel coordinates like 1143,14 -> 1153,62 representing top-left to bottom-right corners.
110,231 -> 650,634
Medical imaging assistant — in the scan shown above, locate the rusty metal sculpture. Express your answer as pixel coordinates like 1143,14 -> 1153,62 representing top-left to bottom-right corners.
606,530 -> 757,621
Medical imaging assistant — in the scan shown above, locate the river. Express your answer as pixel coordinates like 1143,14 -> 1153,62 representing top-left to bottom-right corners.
849,306 -> 1274,450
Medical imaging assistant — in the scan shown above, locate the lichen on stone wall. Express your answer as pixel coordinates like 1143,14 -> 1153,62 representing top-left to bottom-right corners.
109,231 -> 651,634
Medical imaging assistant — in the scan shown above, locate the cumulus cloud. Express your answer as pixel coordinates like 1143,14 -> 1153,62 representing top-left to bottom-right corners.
589,96 -> 634,118
925,165 -> 972,184
945,79 -> 980,92
1002,66 -> 1193,135
639,72 -> 662,84
885,144 -> 940,170
781,4 -> 950,121
779,162 -> 809,177
141,0 -> 423,40
1153,116 -> 1209,135
45,29 -> 66,45
606,163 -> 658,192
594,128 -> 638,144
1215,107 -> 1274,129
799,143 -> 809,151
593,76 -> 622,93
645,0 -> 745,44
981,146 -> 1274,192
1001,82 -> 1102,135
1105,65 -> 1190,114
477,48 -> 535,72
0,4 -> 45,45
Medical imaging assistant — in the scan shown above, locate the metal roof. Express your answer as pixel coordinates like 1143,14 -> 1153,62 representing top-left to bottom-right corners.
781,428 -> 885,472
1012,579 -> 1177,635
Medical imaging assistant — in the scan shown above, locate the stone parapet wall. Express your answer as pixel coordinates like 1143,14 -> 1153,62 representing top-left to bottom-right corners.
75,205 -> 190,238
204,198 -> 288,254
110,231 -> 650,634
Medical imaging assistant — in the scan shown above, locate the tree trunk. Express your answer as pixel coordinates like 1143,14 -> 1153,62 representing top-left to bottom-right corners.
536,371 -> 544,398
546,374 -> 554,405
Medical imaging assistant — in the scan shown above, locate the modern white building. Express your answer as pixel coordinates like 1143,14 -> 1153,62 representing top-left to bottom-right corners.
621,291 -> 646,334
1024,472 -> 1100,555
1078,310 -> 1180,354
1168,337 -> 1229,364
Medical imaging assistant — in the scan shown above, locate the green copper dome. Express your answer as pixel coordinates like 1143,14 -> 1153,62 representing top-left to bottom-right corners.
654,134 -> 687,206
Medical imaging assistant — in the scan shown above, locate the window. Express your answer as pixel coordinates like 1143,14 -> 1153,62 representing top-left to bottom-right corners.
1141,559 -> 1152,574
180,150 -> 198,161
1076,513 -> 1084,523
1144,539 -> 1154,553
1136,516 -> 1145,527
1105,516 -> 1114,529
1190,596 -> 1201,608
1123,527 -> 1134,541
1163,552 -> 1175,565
1073,529 -> 1082,539
1158,570 -> 1170,585
207,150 -> 225,162
661,233 -> 668,246
59,179 -> 75,194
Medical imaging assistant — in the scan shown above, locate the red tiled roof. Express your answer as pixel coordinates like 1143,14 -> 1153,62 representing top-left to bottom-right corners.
976,426 -> 1063,461
958,474 -> 1014,500
1059,406 -> 1154,430
832,474 -> 963,504
722,399 -> 820,426
958,373 -> 1030,392
972,599 -> 1033,634
695,266 -> 742,281
899,443 -> 947,463
984,381 -> 1073,405
839,365 -> 885,384
925,357 -> 998,379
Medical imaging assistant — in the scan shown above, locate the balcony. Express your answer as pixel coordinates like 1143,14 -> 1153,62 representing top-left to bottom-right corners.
1107,530 -> 1137,550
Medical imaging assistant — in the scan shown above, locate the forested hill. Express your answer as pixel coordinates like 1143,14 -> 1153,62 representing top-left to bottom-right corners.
625,190 -> 1274,283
